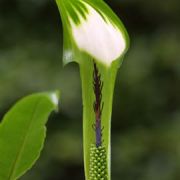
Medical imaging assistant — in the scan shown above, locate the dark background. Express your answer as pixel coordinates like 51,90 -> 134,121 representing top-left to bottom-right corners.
0,0 -> 180,179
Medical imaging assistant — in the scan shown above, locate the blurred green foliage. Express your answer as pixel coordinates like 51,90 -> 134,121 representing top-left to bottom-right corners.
0,0 -> 180,179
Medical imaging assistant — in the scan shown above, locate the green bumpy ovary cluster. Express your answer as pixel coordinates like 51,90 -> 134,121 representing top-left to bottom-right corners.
89,144 -> 108,180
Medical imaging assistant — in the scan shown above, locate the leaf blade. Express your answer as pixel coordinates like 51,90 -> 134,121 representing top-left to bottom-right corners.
0,92 -> 59,180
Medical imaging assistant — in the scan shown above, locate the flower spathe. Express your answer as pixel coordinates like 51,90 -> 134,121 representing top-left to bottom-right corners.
56,1 -> 130,179
56,0 -> 129,67
70,2 -> 126,66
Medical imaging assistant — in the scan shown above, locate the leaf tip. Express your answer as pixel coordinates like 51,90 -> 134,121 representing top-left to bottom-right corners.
49,91 -> 60,110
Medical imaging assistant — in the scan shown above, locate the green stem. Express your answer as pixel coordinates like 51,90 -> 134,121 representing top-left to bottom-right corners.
80,57 -> 120,180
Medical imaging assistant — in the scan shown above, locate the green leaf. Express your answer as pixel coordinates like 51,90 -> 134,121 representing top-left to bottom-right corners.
0,91 -> 59,180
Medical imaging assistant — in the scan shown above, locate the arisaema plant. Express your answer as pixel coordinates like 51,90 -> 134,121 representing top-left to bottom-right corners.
56,0 -> 129,180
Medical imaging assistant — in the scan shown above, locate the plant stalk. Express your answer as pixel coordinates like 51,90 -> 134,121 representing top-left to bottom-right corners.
80,57 -> 120,180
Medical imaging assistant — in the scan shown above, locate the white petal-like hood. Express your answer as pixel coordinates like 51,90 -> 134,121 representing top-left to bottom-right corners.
70,3 -> 126,66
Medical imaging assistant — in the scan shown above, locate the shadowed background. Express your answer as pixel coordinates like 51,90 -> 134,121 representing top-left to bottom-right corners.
0,0 -> 180,179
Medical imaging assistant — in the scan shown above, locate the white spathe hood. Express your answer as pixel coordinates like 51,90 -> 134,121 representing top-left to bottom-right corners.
69,3 -> 126,66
